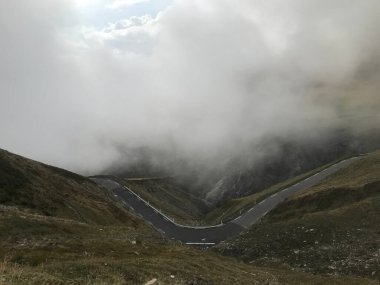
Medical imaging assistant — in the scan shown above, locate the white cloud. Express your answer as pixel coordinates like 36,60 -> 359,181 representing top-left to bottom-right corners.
80,15 -> 156,54
108,0 -> 151,9
0,0 -> 379,175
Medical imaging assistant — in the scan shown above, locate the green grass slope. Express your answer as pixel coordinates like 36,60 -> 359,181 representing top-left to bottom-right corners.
0,149 -> 137,226
216,150 -> 380,281
123,178 -> 209,225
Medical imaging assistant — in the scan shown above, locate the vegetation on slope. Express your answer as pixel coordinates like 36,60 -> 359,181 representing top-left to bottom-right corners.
1,207 -> 376,285
204,157 -> 352,224
0,149 -> 138,226
123,178 -> 209,225
215,150 -> 380,281
121,157 -> 352,226
2,205 -> 375,285
1,148 -> 376,284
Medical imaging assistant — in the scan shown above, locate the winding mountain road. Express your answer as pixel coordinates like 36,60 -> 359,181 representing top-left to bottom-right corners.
93,157 -> 359,244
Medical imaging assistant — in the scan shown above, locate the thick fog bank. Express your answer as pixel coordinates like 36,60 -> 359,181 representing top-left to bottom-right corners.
0,0 -> 379,193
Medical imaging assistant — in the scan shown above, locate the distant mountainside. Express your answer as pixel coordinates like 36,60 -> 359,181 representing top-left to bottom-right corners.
205,129 -> 380,204
216,150 -> 380,281
108,127 -> 380,207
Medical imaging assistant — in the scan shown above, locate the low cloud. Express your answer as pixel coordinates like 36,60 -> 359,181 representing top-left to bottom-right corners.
0,0 -> 379,176
107,0 -> 152,9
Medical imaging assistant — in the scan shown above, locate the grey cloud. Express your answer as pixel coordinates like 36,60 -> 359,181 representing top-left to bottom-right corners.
0,0 -> 379,176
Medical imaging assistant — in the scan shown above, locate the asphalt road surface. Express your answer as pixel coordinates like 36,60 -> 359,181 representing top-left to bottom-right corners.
92,157 -> 359,244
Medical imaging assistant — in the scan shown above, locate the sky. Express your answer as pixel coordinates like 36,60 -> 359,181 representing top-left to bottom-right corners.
1,0 -> 380,175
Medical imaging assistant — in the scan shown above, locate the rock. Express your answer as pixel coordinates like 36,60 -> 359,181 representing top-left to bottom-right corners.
145,278 -> 157,285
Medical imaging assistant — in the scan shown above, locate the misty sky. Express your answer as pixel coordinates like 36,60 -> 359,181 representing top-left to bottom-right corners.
1,0 -> 380,174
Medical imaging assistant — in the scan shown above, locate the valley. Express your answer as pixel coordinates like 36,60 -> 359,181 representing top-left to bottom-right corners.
0,148 -> 379,284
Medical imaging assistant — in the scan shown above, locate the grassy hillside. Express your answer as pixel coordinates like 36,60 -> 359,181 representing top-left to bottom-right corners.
121,158 -> 352,226
0,148 -> 377,284
1,207 -> 377,285
0,149 -> 137,226
123,178 -> 209,225
215,150 -> 380,281
204,158 -> 351,224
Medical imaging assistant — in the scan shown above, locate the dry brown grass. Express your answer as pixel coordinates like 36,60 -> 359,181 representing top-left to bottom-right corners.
1,148 -> 378,284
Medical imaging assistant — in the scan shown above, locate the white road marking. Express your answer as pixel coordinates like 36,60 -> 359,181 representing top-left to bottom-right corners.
186,242 -> 215,246
97,156 -> 358,240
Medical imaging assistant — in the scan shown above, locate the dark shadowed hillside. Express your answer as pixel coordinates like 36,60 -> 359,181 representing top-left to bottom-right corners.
0,149 -> 138,226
